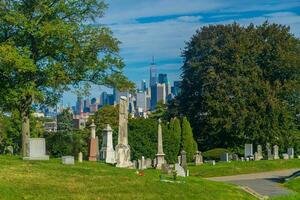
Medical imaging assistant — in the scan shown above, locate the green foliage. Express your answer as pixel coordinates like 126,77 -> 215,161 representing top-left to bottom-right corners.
128,118 -> 157,160
164,118 -> 181,163
202,148 -> 231,160
178,22 -> 300,151
57,109 -> 73,131
90,105 -> 119,146
149,101 -> 168,120
0,0 -> 133,155
45,130 -> 89,158
181,117 -> 198,162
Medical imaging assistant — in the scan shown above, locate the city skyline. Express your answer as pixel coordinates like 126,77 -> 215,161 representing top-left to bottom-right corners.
63,0 -> 300,105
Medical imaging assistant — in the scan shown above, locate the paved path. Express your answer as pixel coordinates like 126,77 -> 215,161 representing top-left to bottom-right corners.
206,169 -> 300,198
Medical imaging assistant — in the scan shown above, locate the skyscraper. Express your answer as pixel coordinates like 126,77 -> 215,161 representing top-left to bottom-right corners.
173,81 -> 181,96
150,57 -> 157,87
158,73 -> 168,84
151,83 -> 166,110
141,80 -> 147,91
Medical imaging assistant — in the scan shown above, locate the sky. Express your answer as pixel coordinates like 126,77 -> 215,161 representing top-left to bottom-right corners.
63,0 -> 300,106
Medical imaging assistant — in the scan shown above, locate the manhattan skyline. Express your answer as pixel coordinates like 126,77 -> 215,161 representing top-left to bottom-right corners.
63,0 -> 300,105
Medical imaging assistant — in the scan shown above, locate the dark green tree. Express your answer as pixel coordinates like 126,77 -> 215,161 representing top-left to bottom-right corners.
57,109 -> 73,131
164,117 -> 181,163
181,117 -> 197,162
0,1 -> 133,156
179,22 -> 300,152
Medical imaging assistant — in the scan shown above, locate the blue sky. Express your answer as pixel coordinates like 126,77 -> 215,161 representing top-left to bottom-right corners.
63,0 -> 300,106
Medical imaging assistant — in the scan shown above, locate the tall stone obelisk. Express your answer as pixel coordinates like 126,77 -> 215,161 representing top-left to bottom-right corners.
100,124 -> 116,164
115,96 -> 132,168
89,120 -> 99,161
155,119 -> 165,169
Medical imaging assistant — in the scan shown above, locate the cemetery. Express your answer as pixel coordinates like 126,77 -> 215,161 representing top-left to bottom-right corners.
0,1 -> 300,200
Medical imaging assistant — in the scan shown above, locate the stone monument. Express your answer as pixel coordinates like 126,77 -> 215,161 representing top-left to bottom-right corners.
194,151 -> 203,165
244,144 -> 253,158
115,96 -> 132,168
62,156 -> 75,165
89,120 -> 99,161
155,119 -> 165,169
288,148 -> 294,159
175,163 -> 186,177
100,124 -> 116,164
180,150 -> 187,171
220,152 -> 229,162
78,152 -> 83,163
266,143 -> 273,160
273,145 -> 279,160
23,138 -> 49,160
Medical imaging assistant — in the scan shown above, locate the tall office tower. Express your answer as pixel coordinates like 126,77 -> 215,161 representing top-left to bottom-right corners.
90,97 -> 98,113
76,96 -> 84,115
158,73 -> 168,84
151,83 -> 166,110
100,92 -> 108,106
141,80 -> 147,91
166,82 -> 171,96
150,57 -> 157,87
173,81 -> 181,96
113,88 -> 129,104
83,98 -> 90,113
136,91 -> 147,111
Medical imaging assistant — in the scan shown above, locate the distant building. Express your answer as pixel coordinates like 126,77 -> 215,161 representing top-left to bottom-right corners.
44,121 -> 57,132
158,73 -> 168,84
173,81 -> 181,96
151,83 -> 166,110
136,91 -> 147,111
76,97 -> 83,115
141,80 -> 147,91
150,58 -> 157,87
113,89 -> 129,104
90,97 -> 98,113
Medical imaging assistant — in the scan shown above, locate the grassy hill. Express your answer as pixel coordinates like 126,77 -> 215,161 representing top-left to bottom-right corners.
0,156 -> 255,200
189,159 -> 300,178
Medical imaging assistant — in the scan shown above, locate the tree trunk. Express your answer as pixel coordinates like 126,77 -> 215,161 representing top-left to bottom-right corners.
21,111 -> 30,157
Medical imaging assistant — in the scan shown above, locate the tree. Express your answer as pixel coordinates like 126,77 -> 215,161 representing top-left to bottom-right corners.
179,22 -> 300,152
164,117 -> 181,163
89,105 -> 119,146
0,1 -> 133,156
181,117 -> 197,162
57,109 -> 73,131
128,118 -> 158,160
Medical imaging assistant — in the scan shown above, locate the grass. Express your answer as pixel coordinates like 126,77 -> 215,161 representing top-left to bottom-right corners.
0,155 -> 255,200
271,178 -> 300,200
189,159 -> 300,178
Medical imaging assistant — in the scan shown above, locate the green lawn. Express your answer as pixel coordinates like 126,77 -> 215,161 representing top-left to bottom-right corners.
272,178 -> 300,200
189,159 -> 300,178
0,156 -> 255,200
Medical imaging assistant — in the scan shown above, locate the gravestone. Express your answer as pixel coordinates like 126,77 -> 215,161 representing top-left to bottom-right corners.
6,146 -> 13,155
266,143 -> 273,160
78,152 -> 83,163
244,144 -> 253,158
288,148 -> 294,159
175,163 -> 186,177
23,138 -> 49,160
89,120 -> 99,161
273,145 -> 279,160
152,158 -> 157,167
194,151 -> 203,165
132,160 -> 138,169
212,160 -> 216,166
177,156 -> 181,165
232,154 -> 239,161
62,156 -> 75,165
100,124 -> 116,164
161,164 -> 172,174
155,119 -> 165,169
138,156 -> 147,170
283,153 -> 289,160
241,157 -> 245,162
146,158 -> 152,168
220,152 -> 229,162
180,150 -> 187,171
115,96 -> 132,168
256,145 -> 263,160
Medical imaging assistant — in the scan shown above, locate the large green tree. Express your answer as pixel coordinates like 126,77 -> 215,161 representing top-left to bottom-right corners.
57,108 -> 73,131
179,22 -> 300,151
0,0 -> 132,156
164,117 -> 181,163
181,117 -> 197,162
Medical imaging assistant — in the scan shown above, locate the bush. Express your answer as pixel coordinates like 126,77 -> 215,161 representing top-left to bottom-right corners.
202,148 -> 231,160
45,130 -> 89,158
